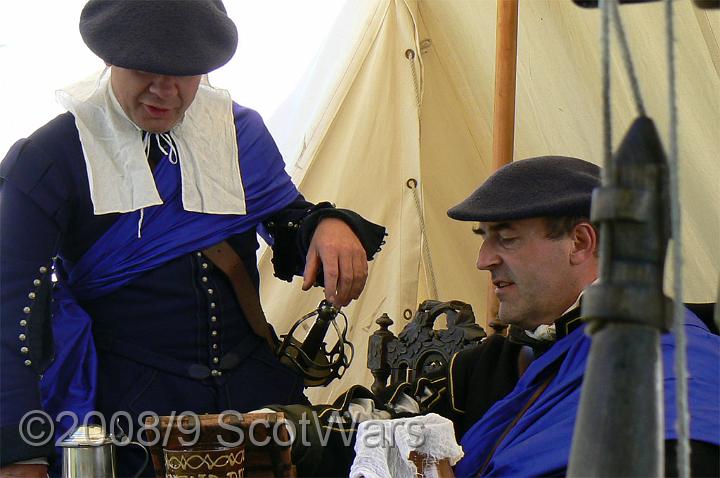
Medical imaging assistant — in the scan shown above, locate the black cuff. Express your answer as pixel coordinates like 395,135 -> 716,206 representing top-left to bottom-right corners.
266,202 -> 386,283
0,422 -> 54,467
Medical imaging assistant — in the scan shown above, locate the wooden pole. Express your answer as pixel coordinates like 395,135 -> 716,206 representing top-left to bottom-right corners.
487,0 -> 519,332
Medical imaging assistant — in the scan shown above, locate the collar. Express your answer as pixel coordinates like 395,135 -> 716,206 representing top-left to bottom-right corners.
56,69 -> 246,216
508,303 -> 584,354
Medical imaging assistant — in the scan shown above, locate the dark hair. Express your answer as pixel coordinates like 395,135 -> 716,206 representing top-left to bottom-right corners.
543,216 -> 593,239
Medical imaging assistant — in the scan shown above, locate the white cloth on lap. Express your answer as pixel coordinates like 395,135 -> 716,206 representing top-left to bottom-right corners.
350,413 -> 463,478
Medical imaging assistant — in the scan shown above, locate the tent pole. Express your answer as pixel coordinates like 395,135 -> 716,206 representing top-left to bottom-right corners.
487,0 -> 519,330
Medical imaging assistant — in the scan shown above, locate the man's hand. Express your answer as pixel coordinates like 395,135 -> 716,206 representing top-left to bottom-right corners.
0,464 -> 48,478
302,218 -> 368,307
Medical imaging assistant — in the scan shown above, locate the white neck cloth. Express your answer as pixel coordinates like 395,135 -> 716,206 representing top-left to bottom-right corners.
56,69 -> 246,215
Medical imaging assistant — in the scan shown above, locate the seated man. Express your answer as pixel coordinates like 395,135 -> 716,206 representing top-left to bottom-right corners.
275,155 -> 719,478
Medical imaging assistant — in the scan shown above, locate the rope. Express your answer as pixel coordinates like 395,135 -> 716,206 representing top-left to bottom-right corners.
409,181 -> 439,300
600,0 -> 613,180
666,0 -> 690,475
609,0 -> 646,116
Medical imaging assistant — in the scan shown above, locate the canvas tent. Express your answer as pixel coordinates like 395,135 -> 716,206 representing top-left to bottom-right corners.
258,0 -> 720,404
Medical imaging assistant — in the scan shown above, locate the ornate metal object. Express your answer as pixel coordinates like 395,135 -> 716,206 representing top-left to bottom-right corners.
276,300 -> 354,387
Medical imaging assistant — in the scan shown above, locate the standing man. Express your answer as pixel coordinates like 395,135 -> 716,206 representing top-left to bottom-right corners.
0,1 -> 384,477
446,156 -> 719,477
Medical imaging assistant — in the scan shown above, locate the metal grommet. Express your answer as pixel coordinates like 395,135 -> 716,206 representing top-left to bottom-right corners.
405,49 -> 415,60
403,309 -> 413,320
406,178 -> 417,189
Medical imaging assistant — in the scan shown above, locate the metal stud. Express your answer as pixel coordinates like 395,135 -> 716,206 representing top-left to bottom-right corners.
212,344 -> 218,350
213,357 -> 219,364
211,331 -> 218,337
19,320 -> 27,327
19,334 -> 26,341
202,263 -> 208,269
39,266 -> 48,274
210,316 -> 217,322
207,289 -> 214,295
33,279 -> 41,287
196,252 -> 202,257
28,292 -> 36,300
287,222 -> 294,228
210,302 -> 216,309
21,347 -> 29,354
201,277 -> 208,283
211,370 -> 220,377
24,360 -> 32,367
23,307 -> 31,314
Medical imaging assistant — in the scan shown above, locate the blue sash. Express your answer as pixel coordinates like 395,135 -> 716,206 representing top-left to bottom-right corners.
455,311 -> 720,477
40,142 -> 298,436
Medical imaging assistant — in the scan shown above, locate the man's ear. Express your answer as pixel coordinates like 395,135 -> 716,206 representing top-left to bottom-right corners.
569,222 -> 597,265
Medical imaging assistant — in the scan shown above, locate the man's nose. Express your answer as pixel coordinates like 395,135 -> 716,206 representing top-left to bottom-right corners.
148,75 -> 178,99
476,241 -> 501,270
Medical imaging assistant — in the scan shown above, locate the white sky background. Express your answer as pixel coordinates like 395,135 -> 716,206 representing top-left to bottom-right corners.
0,0 -> 346,158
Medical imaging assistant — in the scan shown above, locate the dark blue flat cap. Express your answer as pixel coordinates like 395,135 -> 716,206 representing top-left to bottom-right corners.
447,156 -> 601,222
80,0 -> 238,76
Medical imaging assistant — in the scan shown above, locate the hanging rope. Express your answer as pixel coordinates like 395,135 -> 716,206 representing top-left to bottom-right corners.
609,0 -> 646,117
665,0 -> 690,475
407,179 -> 439,300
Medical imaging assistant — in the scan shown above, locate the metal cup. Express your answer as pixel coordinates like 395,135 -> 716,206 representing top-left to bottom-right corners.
60,424 -> 149,478
60,425 -> 116,478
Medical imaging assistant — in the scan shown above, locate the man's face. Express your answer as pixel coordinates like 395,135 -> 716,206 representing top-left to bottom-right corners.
110,66 -> 202,133
475,218 -> 578,330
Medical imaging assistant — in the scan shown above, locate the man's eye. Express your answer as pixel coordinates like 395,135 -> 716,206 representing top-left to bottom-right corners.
500,237 -> 517,246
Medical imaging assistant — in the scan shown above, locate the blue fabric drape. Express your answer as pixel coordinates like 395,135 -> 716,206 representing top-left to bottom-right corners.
40,150 -> 298,436
455,311 -> 720,477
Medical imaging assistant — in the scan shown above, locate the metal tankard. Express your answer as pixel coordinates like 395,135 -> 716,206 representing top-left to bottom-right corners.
60,424 -> 148,478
